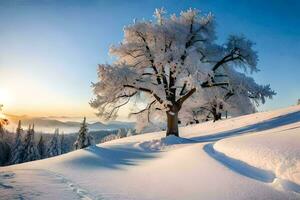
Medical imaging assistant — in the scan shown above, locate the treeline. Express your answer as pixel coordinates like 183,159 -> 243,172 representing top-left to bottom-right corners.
0,117 -> 136,166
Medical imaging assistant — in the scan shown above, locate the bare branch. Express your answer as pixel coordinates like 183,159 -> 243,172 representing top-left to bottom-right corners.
123,84 -> 164,104
115,91 -> 137,99
201,81 -> 229,88
199,106 -> 213,114
179,82 -> 187,96
212,50 -> 247,72
141,72 -> 154,76
129,100 -> 156,122
106,98 -> 131,120
177,88 -> 196,105
134,30 -> 162,85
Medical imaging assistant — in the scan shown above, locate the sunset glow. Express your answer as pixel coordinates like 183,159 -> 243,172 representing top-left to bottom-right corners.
0,88 -> 11,107
0,1 -> 299,199
0,113 -> 6,119
0,0 -> 299,119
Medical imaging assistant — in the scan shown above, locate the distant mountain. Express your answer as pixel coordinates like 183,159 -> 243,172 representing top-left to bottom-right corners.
5,114 -> 135,133
87,122 -> 106,130
104,121 -> 135,129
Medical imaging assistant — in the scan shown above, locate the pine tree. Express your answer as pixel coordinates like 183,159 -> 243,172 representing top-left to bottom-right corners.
0,105 -> 4,138
101,133 -> 121,143
0,106 -> 11,165
126,129 -> 133,137
60,132 -> 68,154
23,124 -> 41,163
74,117 -> 94,149
16,120 -> 22,136
0,123 -> 4,139
117,128 -> 122,137
47,128 -> 61,157
0,139 -> 11,165
9,120 -> 25,164
37,135 -> 46,159
0,108 -> 8,139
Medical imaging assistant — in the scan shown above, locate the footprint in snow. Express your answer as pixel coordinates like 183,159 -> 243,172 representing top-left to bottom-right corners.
46,170 -> 95,200
0,172 -> 15,190
0,172 -> 15,179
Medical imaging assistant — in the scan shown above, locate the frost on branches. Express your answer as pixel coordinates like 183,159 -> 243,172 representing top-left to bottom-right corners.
74,117 -> 95,149
90,8 -> 275,137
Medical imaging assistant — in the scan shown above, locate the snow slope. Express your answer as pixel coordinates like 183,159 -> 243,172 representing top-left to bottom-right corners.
1,105 -> 300,200
214,121 -> 300,191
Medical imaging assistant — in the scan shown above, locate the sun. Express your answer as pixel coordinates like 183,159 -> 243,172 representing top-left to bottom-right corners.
0,88 -> 11,106
0,113 -> 6,121
0,104 -> 6,120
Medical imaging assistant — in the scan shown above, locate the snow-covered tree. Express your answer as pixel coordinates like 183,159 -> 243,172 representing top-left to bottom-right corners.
0,139 -> 11,165
37,135 -> 46,159
60,132 -> 68,154
0,104 -> 9,138
23,124 -> 40,162
0,105 -> 11,165
16,120 -> 23,135
74,117 -> 94,149
126,129 -> 133,137
101,133 -> 121,143
196,97 -> 224,122
116,128 -> 127,138
90,8 -> 275,137
0,122 -> 5,138
47,128 -> 61,157
9,120 -> 25,164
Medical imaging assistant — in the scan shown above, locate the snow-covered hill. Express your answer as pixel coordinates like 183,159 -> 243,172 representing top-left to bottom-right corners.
1,105 -> 300,200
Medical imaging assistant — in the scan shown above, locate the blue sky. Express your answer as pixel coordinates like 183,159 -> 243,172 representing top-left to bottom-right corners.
0,0 -> 299,118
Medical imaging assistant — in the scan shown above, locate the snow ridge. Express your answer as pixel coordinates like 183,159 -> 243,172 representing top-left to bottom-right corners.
204,143 -> 275,183
204,143 -> 300,194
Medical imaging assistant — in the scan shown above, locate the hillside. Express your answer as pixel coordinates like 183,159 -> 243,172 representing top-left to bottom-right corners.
1,105 -> 300,200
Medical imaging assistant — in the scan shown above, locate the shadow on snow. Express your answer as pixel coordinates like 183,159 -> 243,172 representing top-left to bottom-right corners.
190,111 -> 300,142
62,143 -> 159,170
63,111 -> 300,170
204,143 -> 300,194
204,143 -> 275,183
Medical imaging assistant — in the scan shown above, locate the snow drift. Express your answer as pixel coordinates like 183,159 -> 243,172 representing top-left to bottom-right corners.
1,105 -> 300,200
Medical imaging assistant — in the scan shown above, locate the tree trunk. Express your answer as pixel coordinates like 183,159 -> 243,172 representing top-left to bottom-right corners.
212,111 -> 222,122
211,106 -> 222,122
166,111 -> 179,137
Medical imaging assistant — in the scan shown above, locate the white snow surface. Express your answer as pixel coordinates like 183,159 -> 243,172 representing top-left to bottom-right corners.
1,105 -> 300,200
214,122 -> 300,190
